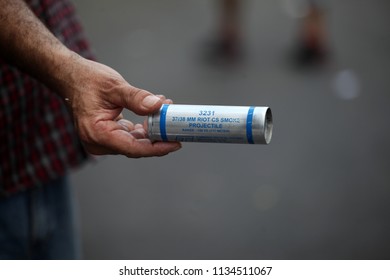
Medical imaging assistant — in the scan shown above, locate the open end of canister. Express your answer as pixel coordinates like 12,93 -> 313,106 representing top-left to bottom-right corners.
264,108 -> 273,144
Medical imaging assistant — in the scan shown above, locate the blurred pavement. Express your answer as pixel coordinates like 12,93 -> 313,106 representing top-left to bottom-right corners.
71,0 -> 390,259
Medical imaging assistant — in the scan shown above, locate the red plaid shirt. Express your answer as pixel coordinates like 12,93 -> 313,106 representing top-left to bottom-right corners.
0,0 -> 94,197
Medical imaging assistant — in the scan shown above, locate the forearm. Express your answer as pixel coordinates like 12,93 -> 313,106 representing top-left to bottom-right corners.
0,0 -> 78,97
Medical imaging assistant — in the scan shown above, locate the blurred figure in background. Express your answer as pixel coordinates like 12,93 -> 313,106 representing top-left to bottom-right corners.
208,0 -> 243,64
206,0 -> 329,67
292,0 -> 329,67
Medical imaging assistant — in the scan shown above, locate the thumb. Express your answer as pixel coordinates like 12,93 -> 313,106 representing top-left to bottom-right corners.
115,84 -> 163,115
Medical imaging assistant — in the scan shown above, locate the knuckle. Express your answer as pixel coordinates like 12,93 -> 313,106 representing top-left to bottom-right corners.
102,75 -> 124,93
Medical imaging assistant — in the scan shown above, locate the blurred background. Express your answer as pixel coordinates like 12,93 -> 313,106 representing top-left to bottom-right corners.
70,0 -> 390,259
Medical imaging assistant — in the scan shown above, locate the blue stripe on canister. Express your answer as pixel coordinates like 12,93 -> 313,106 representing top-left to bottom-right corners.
160,104 -> 169,141
246,106 -> 255,144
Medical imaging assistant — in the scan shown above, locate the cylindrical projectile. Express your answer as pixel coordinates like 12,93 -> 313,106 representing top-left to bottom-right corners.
148,104 -> 272,144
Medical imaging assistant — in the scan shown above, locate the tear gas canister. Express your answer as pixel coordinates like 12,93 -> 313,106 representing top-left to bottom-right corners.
148,104 -> 272,144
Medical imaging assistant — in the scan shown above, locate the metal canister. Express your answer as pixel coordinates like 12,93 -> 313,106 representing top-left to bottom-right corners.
148,104 -> 272,144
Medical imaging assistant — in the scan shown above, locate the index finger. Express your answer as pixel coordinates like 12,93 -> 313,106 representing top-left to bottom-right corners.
100,126 -> 181,158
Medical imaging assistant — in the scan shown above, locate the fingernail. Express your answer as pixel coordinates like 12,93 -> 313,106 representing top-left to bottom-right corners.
117,119 -> 131,132
173,143 -> 182,151
142,95 -> 160,108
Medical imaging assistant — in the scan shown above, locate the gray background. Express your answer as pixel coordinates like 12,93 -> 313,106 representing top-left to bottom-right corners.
71,0 -> 390,259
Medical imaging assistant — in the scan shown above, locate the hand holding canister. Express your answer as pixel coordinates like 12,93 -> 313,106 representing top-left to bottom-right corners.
148,104 -> 272,144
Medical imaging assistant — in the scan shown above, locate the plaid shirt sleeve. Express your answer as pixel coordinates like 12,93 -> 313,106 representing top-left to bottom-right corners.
0,0 -> 95,197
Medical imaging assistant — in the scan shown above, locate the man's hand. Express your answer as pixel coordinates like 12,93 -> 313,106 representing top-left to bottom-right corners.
61,54 -> 181,157
0,0 -> 181,158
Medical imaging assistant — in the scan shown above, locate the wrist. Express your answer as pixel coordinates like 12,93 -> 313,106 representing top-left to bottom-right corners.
48,49 -> 86,100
